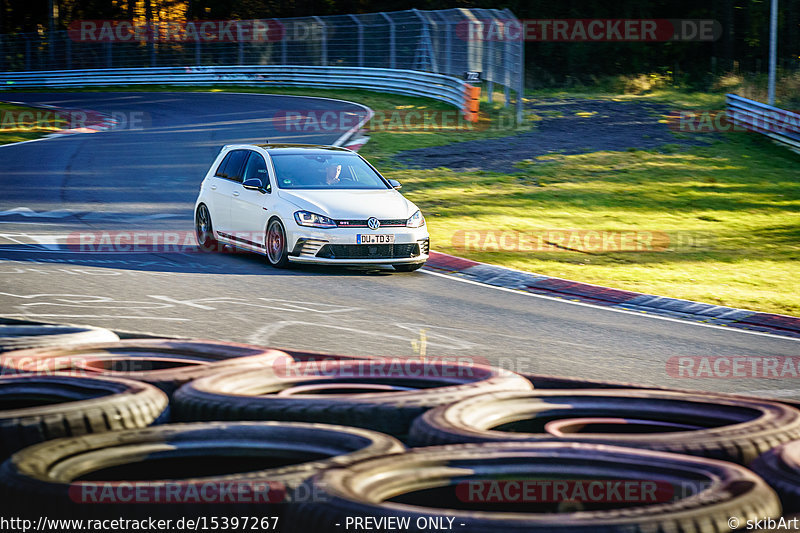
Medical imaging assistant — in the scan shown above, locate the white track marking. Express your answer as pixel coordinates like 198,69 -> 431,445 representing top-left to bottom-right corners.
420,269 -> 800,343
247,320 -> 475,350
147,295 -> 218,310
2,313 -> 188,321
0,137 -> 53,148
0,208 -> 74,218
0,292 -> 174,310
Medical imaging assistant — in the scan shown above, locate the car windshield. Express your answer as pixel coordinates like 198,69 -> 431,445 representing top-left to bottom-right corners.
270,153 -> 389,190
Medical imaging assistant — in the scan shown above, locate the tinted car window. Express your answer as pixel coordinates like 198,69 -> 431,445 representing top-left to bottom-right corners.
243,152 -> 270,189
214,150 -> 248,183
271,153 -> 388,190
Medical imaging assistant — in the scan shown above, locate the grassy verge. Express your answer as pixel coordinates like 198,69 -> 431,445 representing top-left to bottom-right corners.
392,137 -> 800,316
357,89 -> 800,316
0,102 -> 67,144
4,84 -> 797,315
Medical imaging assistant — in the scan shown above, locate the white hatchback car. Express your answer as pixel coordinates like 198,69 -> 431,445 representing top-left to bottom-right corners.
194,144 -> 429,271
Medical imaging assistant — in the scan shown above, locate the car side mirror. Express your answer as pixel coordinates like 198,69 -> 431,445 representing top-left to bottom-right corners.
243,178 -> 268,193
388,179 -> 402,190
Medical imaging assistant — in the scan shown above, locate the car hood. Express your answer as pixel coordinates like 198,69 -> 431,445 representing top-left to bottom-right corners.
277,189 -> 417,220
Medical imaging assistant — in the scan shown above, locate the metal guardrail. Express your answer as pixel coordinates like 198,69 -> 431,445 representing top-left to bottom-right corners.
0,65 -> 471,111
727,94 -> 800,155
0,8 -> 525,122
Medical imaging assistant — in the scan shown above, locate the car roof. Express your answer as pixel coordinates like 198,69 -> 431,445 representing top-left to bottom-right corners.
251,143 -> 354,155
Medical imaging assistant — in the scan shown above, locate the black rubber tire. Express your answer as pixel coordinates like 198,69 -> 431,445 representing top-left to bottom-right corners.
279,348 -> 378,362
0,374 -> 167,459
172,360 -> 532,439
393,262 -> 425,272
524,372 -> 800,413
523,373 -> 656,390
195,203 -> 219,252
265,217 -> 291,268
282,442 -> 781,533
0,339 -> 289,395
0,421 -> 404,519
751,440 -> 800,514
0,324 -> 119,353
407,389 -> 800,464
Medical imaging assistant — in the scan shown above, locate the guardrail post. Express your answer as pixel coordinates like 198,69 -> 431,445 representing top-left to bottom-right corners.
195,38 -> 201,65
516,34 -> 524,125
486,35 -> 494,104
348,14 -> 364,67
437,11 -> 452,76
24,36 -> 31,71
280,19 -> 288,65
106,41 -> 112,68
380,12 -> 396,70
313,16 -> 327,66
238,23 -> 244,65
412,9 -> 439,73
767,0 -> 778,105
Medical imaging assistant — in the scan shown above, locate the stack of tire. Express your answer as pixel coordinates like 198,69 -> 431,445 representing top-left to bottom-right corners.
0,319 -> 798,532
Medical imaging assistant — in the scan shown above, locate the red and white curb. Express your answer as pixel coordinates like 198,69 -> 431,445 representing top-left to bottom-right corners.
426,251 -> 800,339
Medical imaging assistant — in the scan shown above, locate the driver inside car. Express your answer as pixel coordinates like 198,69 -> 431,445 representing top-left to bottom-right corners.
325,163 -> 342,185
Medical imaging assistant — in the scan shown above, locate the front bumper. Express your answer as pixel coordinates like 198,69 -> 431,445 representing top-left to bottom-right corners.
286,225 -> 429,265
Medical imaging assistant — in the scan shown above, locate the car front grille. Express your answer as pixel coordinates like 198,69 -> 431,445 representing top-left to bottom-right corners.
316,243 -> 420,259
335,219 -> 407,228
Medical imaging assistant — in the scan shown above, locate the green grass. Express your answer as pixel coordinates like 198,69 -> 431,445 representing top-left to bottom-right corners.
358,88 -> 800,316
390,138 -> 800,316
0,102 -> 67,144
4,84 -> 797,315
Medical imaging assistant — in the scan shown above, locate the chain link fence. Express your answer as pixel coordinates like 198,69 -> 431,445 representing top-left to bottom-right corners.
0,8 -> 524,120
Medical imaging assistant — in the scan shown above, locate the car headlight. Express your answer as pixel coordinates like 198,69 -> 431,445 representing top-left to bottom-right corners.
294,211 -> 337,228
406,210 -> 425,228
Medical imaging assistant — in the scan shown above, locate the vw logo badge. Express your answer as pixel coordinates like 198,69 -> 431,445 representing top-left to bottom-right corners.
367,217 -> 380,230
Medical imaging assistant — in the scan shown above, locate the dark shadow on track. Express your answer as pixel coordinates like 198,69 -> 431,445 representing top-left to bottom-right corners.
0,245 -> 401,276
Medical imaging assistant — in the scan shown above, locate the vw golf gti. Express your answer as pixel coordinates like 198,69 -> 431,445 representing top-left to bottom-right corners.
194,144 -> 429,271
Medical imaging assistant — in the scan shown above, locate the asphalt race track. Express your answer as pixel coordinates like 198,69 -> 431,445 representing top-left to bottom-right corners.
1,92 -> 797,400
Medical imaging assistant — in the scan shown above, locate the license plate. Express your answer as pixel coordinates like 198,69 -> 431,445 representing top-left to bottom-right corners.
357,234 -> 395,244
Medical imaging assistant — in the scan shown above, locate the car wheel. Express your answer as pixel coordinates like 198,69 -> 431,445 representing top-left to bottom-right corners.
393,263 -> 424,272
265,218 -> 290,269
195,204 -> 218,252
